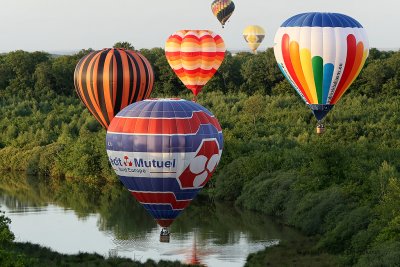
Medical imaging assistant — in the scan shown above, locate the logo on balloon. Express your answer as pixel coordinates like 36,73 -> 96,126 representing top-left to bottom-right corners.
178,139 -> 221,189
124,156 -> 133,167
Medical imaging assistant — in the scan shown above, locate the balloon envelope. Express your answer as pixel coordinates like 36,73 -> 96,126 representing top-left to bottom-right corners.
165,30 -> 226,96
243,25 -> 265,53
274,12 -> 369,121
106,99 -> 223,227
211,0 -> 235,27
74,48 -> 154,129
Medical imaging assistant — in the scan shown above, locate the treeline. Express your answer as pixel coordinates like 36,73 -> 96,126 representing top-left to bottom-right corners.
0,46 -> 400,265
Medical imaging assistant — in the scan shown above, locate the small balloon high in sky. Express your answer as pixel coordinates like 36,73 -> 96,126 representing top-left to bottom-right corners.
211,0 -> 235,28
243,25 -> 266,54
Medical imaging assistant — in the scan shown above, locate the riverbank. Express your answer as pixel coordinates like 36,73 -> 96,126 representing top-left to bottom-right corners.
246,239 -> 338,267
2,238 -> 337,267
1,242 -> 191,267
0,172 -> 339,266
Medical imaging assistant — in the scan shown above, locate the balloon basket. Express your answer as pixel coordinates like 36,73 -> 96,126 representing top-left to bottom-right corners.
316,124 -> 325,135
160,235 -> 170,243
160,228 -> 170,243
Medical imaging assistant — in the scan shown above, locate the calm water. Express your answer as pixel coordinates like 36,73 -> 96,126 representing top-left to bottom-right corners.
0,173 -> 302,267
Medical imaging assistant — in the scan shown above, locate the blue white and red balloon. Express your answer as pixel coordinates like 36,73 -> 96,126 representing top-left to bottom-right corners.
106,99 -> 223,227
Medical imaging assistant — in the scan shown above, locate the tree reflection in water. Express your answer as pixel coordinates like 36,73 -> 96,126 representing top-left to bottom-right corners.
0,172 -> 304,266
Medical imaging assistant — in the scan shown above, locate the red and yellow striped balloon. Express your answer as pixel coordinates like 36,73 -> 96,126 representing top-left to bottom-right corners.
165,30 -> 226,96
74,48 -> 154,129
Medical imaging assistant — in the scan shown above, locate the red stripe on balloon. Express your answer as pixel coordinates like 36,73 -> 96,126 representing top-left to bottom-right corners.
281,34 -> 310,103
331,34 -> 357,103
174,68 -> 217,75
108,111 -> 222,134
157,219 -> 174,227
187,85 -> 204,96
165,52 -> 225,57
131,192 -> 192,210
183,34 -> 218,42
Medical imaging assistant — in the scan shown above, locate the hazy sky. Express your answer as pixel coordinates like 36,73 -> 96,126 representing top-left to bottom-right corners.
1,0 -> 399,53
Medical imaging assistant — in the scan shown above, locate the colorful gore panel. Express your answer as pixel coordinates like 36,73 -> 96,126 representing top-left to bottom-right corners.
243,25 -> 266,52
274,12 -> 369,119
165,30 -> 226,96
211,0 -> 235,26
74,48 -> 154,129
106,99 -> 223,227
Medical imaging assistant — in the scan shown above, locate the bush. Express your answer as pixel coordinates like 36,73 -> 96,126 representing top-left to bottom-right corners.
0,211 -> 14,244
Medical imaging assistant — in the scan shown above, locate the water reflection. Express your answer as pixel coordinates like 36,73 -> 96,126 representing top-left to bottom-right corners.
0,172 -> 300,266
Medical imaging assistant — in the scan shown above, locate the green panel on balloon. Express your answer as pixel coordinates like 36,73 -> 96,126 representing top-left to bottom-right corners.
312,56 -> 323,104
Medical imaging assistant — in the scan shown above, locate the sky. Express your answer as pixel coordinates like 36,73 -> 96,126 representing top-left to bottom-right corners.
0,0 -> 399,53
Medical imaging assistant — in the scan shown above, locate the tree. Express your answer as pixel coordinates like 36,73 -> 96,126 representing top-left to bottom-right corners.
0,55 -> 13,90
243,93 -> 265,131
272,80 -> 293,96
204,52 -> 244,94
240,49 -> 283,95
113,42 -> 135,50
0,211 -> 14,244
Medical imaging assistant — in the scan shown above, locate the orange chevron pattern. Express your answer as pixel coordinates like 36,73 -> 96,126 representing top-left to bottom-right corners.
165,30 -> 226,96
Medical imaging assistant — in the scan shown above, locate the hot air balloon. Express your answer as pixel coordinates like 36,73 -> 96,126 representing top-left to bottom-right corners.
211,0 -> 235,28
165,30 -> 226,100
106,99 -> 223,241
274,12 -> 369,134
243,25 -> 265,54
74,48 -> 154,129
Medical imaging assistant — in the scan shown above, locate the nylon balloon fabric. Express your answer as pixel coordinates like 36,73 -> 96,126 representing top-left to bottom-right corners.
211,0 -> 235,27
165,30 -> 226,96
106,99 -> 224,227
243,25 -> 266,53
274,12 -> 369,120
74,48 -> 154,129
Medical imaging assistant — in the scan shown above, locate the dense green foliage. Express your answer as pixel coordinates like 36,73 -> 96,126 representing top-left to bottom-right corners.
245,238 -> 337,267
0,47 -> 400,265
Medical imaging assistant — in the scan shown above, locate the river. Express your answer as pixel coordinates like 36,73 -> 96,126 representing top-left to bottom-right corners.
0,172 -> 306,266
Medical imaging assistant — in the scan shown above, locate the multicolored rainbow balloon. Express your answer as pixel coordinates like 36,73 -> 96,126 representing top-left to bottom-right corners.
165,30 -> 226,98
274,12 -> 369,124
211,0 -> 235,28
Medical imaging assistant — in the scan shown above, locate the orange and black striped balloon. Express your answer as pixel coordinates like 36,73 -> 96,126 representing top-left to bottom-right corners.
74,48 -> 154,129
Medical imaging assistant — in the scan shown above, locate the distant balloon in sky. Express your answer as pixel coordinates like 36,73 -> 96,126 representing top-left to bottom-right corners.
211,0 -> 235,28
274,12 -> 369,133
243,25 -> 266,54
165,30 -> 226,99
74,48 -> 154,129
106,99 -> 223,239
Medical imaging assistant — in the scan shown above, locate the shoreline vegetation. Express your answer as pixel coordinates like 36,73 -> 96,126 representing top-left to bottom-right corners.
0,171 -> 336,266
0,46 -> 399,266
